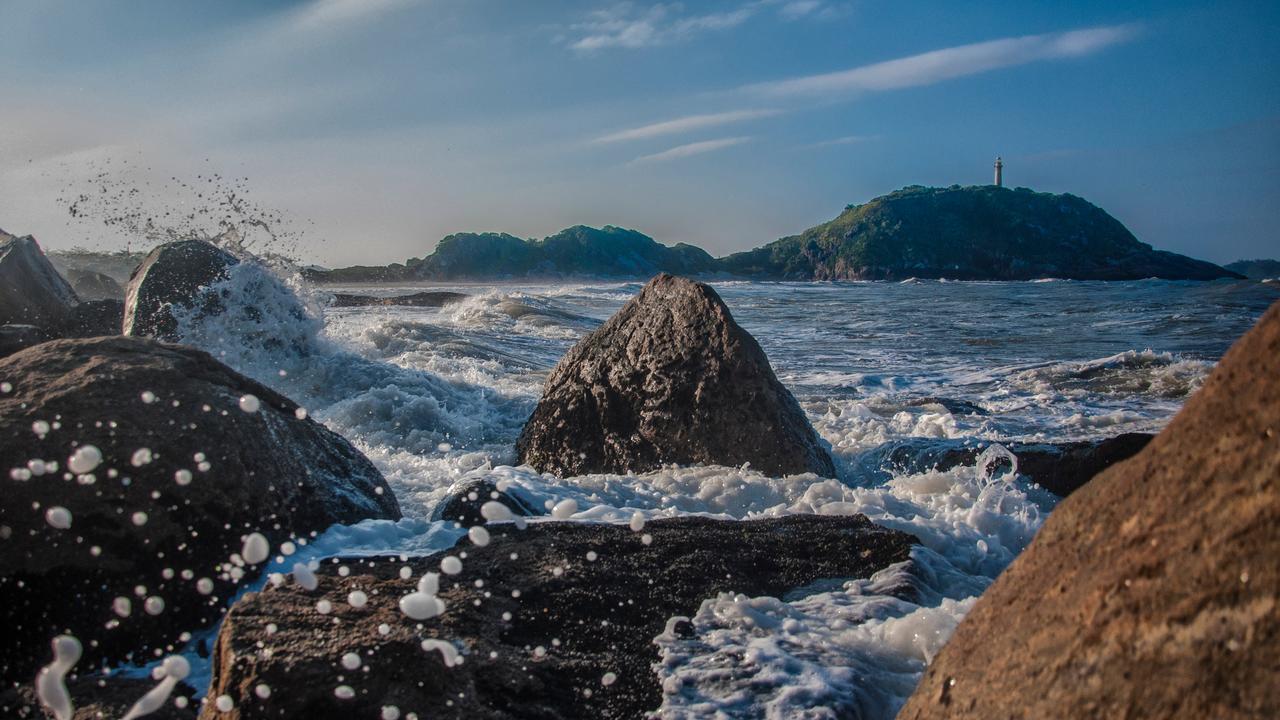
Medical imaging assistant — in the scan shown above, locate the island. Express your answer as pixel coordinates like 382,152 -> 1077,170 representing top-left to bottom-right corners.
304,186 -> 1239,283
1225,258 -> 1280,280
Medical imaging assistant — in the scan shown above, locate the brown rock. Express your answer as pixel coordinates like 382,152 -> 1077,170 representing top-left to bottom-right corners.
0,336 -> 400,685
899,302 -> 1280,720
204,515 -> 915,719
517,274 -> 835,478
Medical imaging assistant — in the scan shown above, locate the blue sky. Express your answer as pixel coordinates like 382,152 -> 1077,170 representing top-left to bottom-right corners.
1,0 -> 1277,265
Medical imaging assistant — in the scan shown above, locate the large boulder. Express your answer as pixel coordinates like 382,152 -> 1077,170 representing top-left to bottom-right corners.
899,302 -> 1280,719
204,515 -> 915,719
123,239 -> 239,340
517,274 -> 835,478
0,231 -> 79,331
0,336 -> 400,685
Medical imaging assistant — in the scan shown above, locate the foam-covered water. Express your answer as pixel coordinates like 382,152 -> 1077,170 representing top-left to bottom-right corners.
160,272 -> 1274,717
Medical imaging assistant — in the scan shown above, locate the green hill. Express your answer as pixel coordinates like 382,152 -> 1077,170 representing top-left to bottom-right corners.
719,185 -> 1238,281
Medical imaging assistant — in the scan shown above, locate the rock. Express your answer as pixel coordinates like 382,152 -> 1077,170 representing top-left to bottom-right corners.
62,299 -> 125,338
433,478 -> 539,527
864,433 -> 1155,496
0,325 -> 51,359
0,231 -> 79,330
65,268 -> 125,301
899,302 -> 1280,719
0,675 -> 197,719
330,291 -> 467,308
0,336 -> 401,685
517,274 -> 835,478
204,514 -> 915,719
123,240 -> 239,340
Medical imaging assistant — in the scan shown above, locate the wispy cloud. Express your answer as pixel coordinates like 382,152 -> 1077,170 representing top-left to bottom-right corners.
566,0 -> 841,52
630,136 -> 752,164
742,24 -> 1140,98
593,109 -> 781,144
283,0 -> 420,35
801,134 -> 879,149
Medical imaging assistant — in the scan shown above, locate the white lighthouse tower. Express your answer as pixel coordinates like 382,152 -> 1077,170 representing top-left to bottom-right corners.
994,156 -> 1004,187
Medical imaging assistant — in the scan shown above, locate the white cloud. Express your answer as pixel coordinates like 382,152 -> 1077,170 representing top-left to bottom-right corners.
568,2 -> 763,51
742,24 -> 1140,98
282,0 -> 420,36
629,136 -> 752,164
593,109 -> 781,143
801,134 -> 879,149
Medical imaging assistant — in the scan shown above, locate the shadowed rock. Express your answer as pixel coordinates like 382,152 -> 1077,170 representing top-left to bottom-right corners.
899,302 -> 1280,719
517,274 -> 835,478
330,291 -> 467,308
862,433 -> 1154,497
66,268 -> 125,301
123,240 -> 239,340
434,478 -> 540,527
0,336 -> 400,685
204,515 -> 915,719
0,675 -> 197,719
0,231 -> 79,330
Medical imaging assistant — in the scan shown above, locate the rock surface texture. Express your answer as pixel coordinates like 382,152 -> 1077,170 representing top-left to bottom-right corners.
899,301 -> 1280,719
0,336 -> 400,685
123,239 -> 239,340
204,515 -> 915,719
0,231 -> 80,330
517,274 -> 835,478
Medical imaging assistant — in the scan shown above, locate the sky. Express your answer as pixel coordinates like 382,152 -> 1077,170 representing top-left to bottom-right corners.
1,0 -> 1277,266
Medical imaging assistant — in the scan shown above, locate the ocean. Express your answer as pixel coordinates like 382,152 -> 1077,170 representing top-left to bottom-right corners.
167,270 -> 1277,717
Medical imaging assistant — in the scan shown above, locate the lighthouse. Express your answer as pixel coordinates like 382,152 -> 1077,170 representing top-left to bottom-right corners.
994,156 -> 1004,187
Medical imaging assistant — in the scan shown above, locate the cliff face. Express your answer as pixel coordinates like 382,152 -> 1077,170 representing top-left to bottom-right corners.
408,225 -> 717,279
719,185 -> 1240,281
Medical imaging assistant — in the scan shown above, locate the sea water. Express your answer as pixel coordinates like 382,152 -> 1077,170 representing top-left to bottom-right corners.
147,270 -> 1276,717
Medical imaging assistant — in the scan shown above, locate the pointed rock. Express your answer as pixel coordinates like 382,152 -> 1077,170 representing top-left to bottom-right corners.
899,301 -> 1280,719
517,274 -> 835,478
0,230 -> 79,330
123,239 -> 239,340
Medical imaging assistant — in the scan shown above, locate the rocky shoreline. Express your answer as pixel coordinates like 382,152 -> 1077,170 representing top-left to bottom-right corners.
1,231 -> 1274,718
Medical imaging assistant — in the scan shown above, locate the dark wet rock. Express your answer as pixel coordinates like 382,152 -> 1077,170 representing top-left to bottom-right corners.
330,291 -> 467,308
517,274 -> 835,478
204,514 -> 916,719
434,478 -> 540,527
0,231 -> 79,330
0,336 -> 400,685
65,268 -> 125,301
63,299 -> 125,338
899,302 -> 1280,720
1,675 -> 197,719
908,397 -> 989,415
861,433 -> 1155,497
123,240 -> 239,340
0,325 -> 51,358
